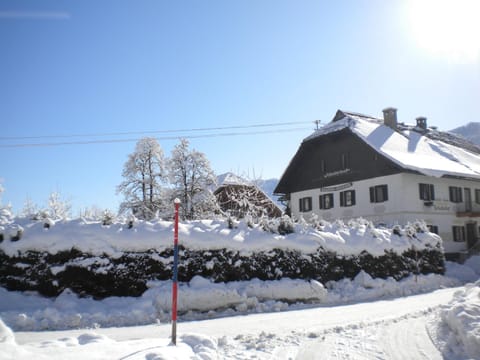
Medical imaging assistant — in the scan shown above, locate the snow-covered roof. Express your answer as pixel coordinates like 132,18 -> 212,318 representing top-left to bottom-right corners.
216,172 -> 252,187
306,111 -> 480,179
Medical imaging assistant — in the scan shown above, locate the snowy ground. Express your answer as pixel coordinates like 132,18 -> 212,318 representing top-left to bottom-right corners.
1,257 -> 479,360
0,216 -> 477,359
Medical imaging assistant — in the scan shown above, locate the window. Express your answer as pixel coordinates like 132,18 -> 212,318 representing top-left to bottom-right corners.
340,153 -> 349,170
419,183 -> 435,201
299,197 -> 312,212
449,186 -> 463,203
452,226 -> 466,242
475,189 -> 480,204
340,190 -> 356,207
320,159 -> 326,174
427,225 -> 439,234
319,193 -> 334,209
369,185 -> 388,203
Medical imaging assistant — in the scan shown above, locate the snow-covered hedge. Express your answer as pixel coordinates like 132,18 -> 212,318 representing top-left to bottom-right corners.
0,217 -> 445,298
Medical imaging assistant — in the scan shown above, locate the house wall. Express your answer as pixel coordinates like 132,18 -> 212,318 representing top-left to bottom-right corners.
290,173 -> 480,254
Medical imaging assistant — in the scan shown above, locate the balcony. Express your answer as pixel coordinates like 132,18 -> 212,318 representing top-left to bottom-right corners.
455,202 -> 480,217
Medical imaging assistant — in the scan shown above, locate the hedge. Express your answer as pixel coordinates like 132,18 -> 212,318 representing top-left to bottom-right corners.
0,244 -> 445,299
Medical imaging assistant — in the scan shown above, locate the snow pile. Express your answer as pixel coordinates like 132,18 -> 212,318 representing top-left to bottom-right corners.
153,276 -> 327,313
0,271 -> 460,332
0,318 -> 28,360
0,217 -> 442,257
464,255 -> 480,276
0,317 -> 218,360
0,277 -> 327,331
0,318 -> 15,344
327,270 -> 460,303
445,256 -> 480,283
439,281 -> 480,359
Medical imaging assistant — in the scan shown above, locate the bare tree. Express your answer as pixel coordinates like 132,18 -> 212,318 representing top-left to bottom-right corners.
117,137 -> 167,220
168,138 -> 217,220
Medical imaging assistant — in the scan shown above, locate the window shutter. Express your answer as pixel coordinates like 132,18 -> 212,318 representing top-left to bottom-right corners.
383,185 -> 388,201
319,195 -> 323,209
430,184 -> 435,200
299,198 -> 303,212
351,191 -> 356,205
370,187 -> 375,203
419,184 -> 424,200
340,192 -> 345,207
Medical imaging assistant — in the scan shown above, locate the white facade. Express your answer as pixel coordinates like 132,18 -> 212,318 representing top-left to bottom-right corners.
290,173 -> 480,254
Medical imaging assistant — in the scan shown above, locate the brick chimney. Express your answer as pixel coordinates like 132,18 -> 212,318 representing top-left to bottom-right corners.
416,116 -> 427,130
382,107 -> 398,129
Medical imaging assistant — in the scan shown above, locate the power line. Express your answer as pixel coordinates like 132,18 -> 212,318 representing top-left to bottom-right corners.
0,120 -> 313,141
0,127 -> 312,148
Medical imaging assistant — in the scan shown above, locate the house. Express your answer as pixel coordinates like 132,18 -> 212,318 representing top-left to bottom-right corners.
215,173 -> 282,219
274,108 -> 480,260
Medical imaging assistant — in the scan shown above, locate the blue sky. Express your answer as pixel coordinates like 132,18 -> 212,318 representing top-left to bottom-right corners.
1,0 -> 479,214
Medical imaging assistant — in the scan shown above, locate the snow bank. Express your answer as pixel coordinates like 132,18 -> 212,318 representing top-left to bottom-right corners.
440,281 -> 480,359
152,276 -> 327,313
0,271 -> 460,332
0,318 -> 15,344
0,217 -> 441,257
0,318 -> 29,360
326,270 -> 460,303
0,277 -> 327,331
445,259 -> 480,283
0,317 -> 219,360
464,255 -> 480,275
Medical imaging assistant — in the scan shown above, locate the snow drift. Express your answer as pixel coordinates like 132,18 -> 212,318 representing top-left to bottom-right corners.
440,280 -> 480,359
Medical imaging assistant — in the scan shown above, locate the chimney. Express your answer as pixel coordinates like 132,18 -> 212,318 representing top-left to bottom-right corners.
382,107 -> 397,129
416,116 -> 427,130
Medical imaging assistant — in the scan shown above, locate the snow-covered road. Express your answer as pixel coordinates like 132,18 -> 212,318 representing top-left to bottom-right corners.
11,287 -> 460,359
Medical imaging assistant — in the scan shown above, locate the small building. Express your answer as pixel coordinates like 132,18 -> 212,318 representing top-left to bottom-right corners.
274,108 -> 480,259
215,173 -> 282,219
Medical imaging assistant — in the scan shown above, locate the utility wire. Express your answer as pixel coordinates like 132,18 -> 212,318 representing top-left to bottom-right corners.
0,120 -> 313,141
0,127 -> 312,148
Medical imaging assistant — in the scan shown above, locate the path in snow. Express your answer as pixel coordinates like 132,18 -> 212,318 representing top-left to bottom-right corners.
296,315 -> 443,360
12,287 -> 459,359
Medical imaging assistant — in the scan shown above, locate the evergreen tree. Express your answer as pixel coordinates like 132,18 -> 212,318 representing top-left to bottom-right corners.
117,137 -> 167,220
48,191 -> 72,221
20,196 -> 38,219
0,184 -> 14,227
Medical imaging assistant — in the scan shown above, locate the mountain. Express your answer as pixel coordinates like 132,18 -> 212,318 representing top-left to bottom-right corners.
450,122 -> 480,146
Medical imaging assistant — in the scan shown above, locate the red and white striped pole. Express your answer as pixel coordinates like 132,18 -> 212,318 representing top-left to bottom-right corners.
171,198 -> 180,345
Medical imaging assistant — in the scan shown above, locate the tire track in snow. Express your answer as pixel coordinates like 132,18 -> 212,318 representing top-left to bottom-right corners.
216,310 -> 443,359
379,315 -> 443,360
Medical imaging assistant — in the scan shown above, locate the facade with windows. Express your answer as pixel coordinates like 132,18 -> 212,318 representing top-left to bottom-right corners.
275,109 -> 480,258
